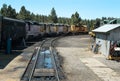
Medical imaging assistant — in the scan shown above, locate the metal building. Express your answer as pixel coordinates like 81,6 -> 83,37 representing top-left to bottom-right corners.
108,18 -> 120,24
92,24 -> 120,58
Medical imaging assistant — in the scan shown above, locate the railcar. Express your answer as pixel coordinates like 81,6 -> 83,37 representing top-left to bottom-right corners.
63,24 -> 70,34
0,15 -> 26,49
51,23 -> 71,35
49,23 -> 57,36
66,24 -> 71,34
25,21 -> 41,40
70,25 -> 78,34
56,23 -> 64,35
44,23 -> 51,36
39,23 -> 46,36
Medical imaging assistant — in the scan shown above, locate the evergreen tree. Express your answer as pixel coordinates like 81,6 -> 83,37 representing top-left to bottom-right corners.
0,4 -> 17,18
31,12 -> 35,20
102,17 -> 107,21
7,5 -> 17,18
49,8 -> 58,23
71,12 -> 81,26
17,6 -> 31,20
0,4 -> 8,16
95,18 -> 100,28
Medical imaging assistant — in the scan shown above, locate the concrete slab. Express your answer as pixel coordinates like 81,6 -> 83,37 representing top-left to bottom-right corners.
0,41 -> 41,81
0,52 -> 32,81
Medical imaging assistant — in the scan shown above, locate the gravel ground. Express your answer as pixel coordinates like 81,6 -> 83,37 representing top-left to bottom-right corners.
0,35 -> 120,81
55,35 -> 120,81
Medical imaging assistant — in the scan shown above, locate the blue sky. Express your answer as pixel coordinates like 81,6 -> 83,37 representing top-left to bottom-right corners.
0,0 -> 120,19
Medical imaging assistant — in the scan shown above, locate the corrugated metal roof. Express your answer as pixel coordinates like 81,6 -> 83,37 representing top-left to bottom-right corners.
4,17 -> 25,23
92,24 -> 120,33
108,19 -> 116,24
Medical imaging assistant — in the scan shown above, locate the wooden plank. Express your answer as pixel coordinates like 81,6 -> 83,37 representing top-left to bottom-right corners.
34,69 -> 55,76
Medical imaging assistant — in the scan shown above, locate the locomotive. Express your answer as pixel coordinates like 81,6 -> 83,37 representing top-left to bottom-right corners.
70,25 -> 88,34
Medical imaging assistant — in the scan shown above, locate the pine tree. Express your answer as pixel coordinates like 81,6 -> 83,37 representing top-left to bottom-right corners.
17,6 -> 31,20
0,4 -> 8,16
49,8 -> 58,23
7,5 -> 17,18
71,12 -> 81,26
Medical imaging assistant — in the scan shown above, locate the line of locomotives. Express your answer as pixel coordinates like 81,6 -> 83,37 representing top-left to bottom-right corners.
0,15 -> 88,50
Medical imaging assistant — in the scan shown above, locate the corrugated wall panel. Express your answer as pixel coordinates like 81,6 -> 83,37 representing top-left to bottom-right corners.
96,33 -> 109,57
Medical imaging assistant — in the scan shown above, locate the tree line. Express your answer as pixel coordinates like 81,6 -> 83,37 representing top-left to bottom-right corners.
0,4 -> 116,31
0,4 -> 72,24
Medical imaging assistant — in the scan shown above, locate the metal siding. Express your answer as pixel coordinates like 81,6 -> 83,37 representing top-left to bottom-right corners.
40,25 -> 45,36
96,33 -> 108,56
58,26 -> 63,33
109,27 -> 120,41
117,19 -> 120,23
46,25 -> 50,34
50,26 -> 55,32
106,40 -> 110,58
32,25 -> 40,36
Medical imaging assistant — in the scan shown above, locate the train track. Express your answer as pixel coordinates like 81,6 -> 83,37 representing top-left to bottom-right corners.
21,37 -> 65,81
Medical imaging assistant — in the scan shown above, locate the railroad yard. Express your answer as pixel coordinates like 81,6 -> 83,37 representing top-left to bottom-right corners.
0,35 -> 120,81
1,0 -> 120,81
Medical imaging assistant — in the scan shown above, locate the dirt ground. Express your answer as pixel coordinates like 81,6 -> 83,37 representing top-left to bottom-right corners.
56,35 -> 120,81
0,35 -> 120,81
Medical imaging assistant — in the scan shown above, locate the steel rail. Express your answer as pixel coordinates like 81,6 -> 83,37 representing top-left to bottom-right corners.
21,47 -> 37,81
28,40 -> 46,81
21,36 -> 64,81
50,37 -> 61,81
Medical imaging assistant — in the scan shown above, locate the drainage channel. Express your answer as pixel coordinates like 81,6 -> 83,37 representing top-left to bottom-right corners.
21,38 -> 65,81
